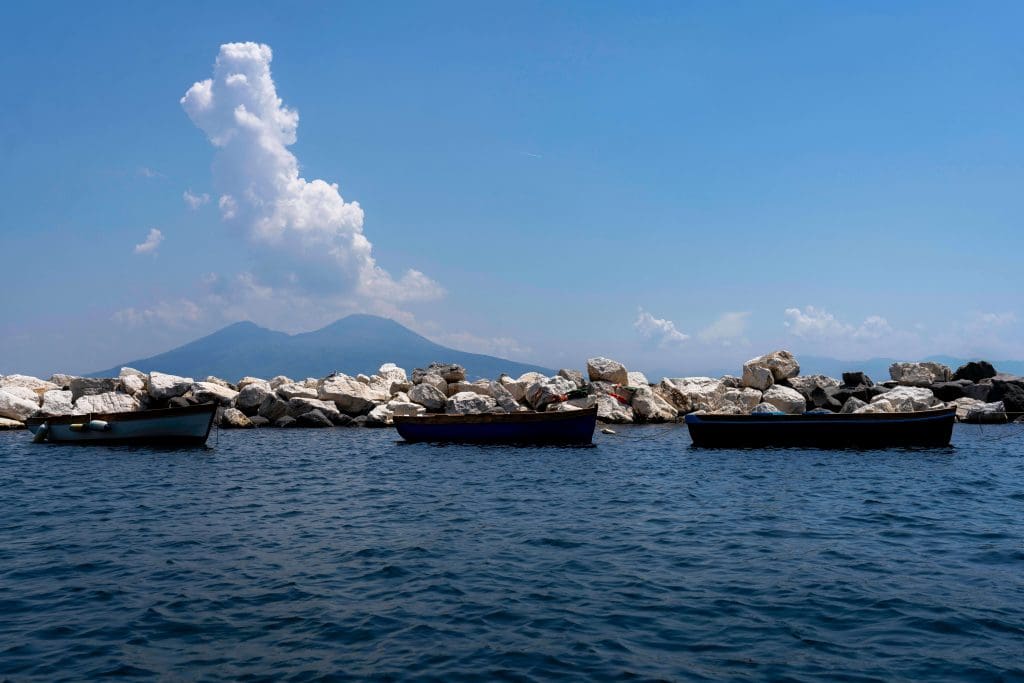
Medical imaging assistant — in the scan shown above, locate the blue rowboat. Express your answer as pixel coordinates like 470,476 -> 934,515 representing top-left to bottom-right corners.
394,406 -> 598,445
685,407 -> 956,448
25,403 -> 218,446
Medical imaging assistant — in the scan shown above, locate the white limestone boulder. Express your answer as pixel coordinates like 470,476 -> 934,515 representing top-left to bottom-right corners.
557,368 -> 585,387
951,397 -> 1006,422
750,403 -> 783,414
74,392 -> 140,414
236,376 -> 268,390
498,375 -> 528,402
627,371 -> 650,387
855,400 -> 895,414
408,383 -> 447,411
0,374 -> 59,393
235,383 -> 272,415
120,374 -> 146,396
631,386 -> 678,422
445,391 -> 497,415
587,357 -> 629,385
3,385 -> 41,406
377,363 -> 410,393
870,386 -> 939,412
415,373 -> 448,395
388,401 -> 425,418
221,408 -> 253,428
0,389 -> 40,421
525,376 -> 576,410
741,364 -> 774,391
448,380 -> 493,397
745,352 -> 798,389
319,374 -> 388,413
596,394 -> 634,423
718,387 -> 762,414
276,382 -> 318,401
70,378 -> 119,401
269,375 -> 293,390
286,397 -> 342,421
840,397 -> 867,414
762,384 -> 806,414
786,375 -> 840,397
48,374 -> 77,388
148,372 -> 193,401
889,362 -> 952,387
655,377 -> 727,414
489,381 -> 524,413
190,382 -> 238,406
40,390 -> 75,416
365,404 -> 394,426
0,417 -> 25,429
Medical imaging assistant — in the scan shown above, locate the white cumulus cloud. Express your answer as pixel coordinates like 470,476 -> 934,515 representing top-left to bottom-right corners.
634,308 -> 689,347
133,228 -> 164,255
783,306 -> 892,341
183,190 -> 210,209
181,42 -> 442,305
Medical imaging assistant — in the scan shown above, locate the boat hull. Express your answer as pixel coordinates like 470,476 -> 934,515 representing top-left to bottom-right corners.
394,407 -> 597,445
685,408 -> 956,448
25,403 -> 218,446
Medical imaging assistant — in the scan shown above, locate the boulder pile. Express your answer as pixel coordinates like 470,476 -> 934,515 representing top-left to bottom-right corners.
1,354 -> 1022,430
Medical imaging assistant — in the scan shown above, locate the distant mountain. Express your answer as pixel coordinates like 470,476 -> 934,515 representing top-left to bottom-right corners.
798,355 -> 1024,381
91,315 -> 553,381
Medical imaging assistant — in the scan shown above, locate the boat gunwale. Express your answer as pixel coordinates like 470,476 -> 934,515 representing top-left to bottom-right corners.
24,402 -> 219,427
685,407 -> 956,424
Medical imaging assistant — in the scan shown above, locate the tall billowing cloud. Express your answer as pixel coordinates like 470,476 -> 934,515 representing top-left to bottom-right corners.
181,42 -> 442,304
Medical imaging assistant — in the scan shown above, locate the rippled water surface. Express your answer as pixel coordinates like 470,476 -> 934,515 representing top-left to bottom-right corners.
2,425 -> 1023,681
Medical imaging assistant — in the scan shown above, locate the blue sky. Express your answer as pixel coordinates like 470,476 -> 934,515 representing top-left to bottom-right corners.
1,1 -> 1021,378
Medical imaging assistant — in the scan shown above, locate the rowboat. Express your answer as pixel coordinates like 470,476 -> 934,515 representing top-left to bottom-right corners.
685,407 -> 956,448
25,403 -> 218,446
394,407 -> 598,445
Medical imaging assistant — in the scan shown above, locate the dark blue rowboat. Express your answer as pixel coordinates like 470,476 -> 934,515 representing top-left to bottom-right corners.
393,407 -> 598,445
685,407 -> 955,448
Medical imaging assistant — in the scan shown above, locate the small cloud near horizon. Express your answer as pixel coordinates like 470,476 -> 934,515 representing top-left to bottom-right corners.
133,228 -> 164,255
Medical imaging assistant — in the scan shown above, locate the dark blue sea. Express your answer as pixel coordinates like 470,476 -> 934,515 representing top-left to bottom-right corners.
1,425 -> 1022,681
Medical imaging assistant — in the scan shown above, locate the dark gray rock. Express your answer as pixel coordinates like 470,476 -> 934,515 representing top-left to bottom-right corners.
930,380 -> 971,402
296,409 -> 333,428
990,380 -> 1024,415
963,382 -> 992,402
249,416 -> 270,428
258,395 -> 289,421
70,377 -> 118,402
274,416 -> 297,428
412,363 -> 466,384
331,413 -> 355,427
809,386 -> 842,411
168,396 -> 192,409
842,372 -> 873,387
952,361 -> 997,383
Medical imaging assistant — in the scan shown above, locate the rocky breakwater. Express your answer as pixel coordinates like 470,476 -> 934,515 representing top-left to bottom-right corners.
1,355 -> 1021,432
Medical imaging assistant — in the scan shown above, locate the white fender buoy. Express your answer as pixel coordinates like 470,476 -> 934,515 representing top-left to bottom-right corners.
32,422 -> 49,443
601,427 -> 616,435
87,420 -> 111,432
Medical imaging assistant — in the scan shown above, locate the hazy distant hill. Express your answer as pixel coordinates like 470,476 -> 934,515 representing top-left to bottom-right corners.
91,315 -> 552,381
798,355 -> 1024,381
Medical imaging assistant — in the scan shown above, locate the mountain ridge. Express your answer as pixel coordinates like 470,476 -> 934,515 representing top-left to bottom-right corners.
91,315 -> 553,381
